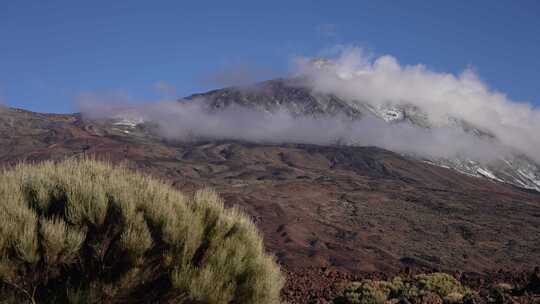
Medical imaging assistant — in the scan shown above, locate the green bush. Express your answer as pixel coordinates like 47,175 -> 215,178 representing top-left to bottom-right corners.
341,280 -> 392,304
415,273 -> 466,298
0,159 -> 284,303
443,291 -> 464,303
336,273 -> 468,304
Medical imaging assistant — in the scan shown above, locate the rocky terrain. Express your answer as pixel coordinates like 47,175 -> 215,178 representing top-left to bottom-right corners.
1,106 -> 540,302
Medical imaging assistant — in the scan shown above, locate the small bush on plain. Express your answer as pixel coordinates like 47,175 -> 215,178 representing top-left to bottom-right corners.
341,280 -> 392,304
0,158 -> 284,303
415,272 -> 466,298
335,273 -> 470,304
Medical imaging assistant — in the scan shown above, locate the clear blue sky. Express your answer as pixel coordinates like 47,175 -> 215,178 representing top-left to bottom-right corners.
1,1 -> 539,113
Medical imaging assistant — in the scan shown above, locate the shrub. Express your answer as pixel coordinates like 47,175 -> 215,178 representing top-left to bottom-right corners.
443,292 -> 464,303
340,280 -> 393,304
494,283 -> 512,291
415,273 -> 466,298
386,276 -> 420,299
336,273 -> 468,304
0,158 -> 284,303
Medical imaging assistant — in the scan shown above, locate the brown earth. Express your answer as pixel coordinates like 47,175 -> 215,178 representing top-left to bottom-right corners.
1,107 -> 540,302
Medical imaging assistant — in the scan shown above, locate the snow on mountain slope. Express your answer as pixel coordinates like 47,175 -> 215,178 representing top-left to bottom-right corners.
362,104 -> 540,191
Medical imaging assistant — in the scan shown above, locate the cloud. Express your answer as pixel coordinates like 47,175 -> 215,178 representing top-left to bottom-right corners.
154,81 -> 177,98
78,46 -> 538,165
0,87 -> 8,112
80,96 -> 507,163
0,86 -> 6,105
295,47 -> 540,162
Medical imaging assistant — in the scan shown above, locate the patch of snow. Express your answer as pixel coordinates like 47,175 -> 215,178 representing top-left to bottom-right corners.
114,120 -> 139,127
516,169 -> 540,190
476,168 -> 504,182
380,108 -> 404,122
453,167 -> 482,178
112,112 -> 144,128
422,160 -> 451,169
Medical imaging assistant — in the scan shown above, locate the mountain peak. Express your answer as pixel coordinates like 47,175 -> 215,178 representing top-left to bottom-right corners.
182,78 -> 540,192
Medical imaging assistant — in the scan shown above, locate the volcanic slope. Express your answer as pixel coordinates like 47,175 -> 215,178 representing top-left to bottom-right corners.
186,79 -> 540,192
1,106 -> 540,275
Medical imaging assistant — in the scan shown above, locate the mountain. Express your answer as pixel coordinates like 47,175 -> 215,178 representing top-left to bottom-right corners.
1,105 -> 540,273
186,78 -> 365,118
2,88 -> 540,302
185,78 -> 540,192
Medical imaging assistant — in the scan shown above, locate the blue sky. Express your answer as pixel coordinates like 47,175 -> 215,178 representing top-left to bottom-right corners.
1,1 -> 539,113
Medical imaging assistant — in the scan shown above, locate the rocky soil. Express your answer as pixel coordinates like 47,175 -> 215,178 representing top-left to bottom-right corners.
1,107 -> 540,302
